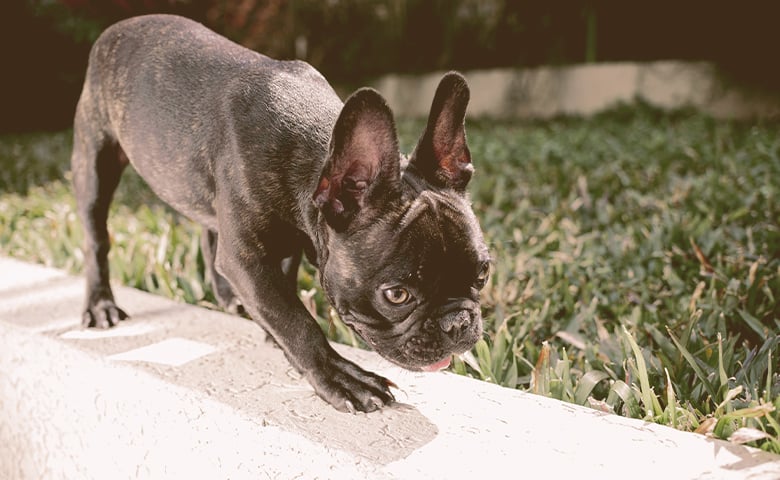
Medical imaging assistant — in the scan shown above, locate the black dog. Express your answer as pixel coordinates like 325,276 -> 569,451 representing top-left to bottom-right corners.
72,14 -> 489,413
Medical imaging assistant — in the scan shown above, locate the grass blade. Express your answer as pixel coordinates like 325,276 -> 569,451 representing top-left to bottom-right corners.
664,368 -> 678,429
575,370 -> 610,405
717,332 -> 729,391
609,380 -> 642,418
532,341 -> 551,395
666,326 -> 718,403
738,309 -> 769,338
623,326 -> 660,417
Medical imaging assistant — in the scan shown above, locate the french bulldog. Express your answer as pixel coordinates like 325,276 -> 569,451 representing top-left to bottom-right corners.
72,14 -> 489,413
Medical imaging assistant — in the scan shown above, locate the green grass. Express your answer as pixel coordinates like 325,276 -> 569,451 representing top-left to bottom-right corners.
1,105 -> 778,452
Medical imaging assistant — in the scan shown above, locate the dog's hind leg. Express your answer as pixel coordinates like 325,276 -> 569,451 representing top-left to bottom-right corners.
201,228 -> 244,314
281,249 -> 302,294
71,113 -> 129,328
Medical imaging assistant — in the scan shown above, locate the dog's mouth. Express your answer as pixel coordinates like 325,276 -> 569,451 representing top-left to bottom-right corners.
348,319 -> 456,371
339,307 -> 479,372
420,355 -> 452,372
378,351 -> 454,372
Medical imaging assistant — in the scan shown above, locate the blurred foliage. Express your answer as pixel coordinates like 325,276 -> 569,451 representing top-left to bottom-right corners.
2,0 -> 779,131
48,0 -> 780,84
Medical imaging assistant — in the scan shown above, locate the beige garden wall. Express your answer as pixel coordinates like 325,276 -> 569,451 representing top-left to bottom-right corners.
368,61 -> 780,119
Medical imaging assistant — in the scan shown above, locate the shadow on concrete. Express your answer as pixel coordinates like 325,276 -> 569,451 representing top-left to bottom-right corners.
16,281 -> 440,464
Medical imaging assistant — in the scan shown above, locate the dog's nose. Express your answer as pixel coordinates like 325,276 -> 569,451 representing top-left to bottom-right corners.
439,310 -> 471,335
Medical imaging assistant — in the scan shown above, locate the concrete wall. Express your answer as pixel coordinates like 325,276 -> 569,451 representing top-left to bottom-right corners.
367,61 -> 780,119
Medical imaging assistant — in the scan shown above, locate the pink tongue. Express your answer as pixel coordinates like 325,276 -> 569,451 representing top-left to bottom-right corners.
422,356 -> 452,372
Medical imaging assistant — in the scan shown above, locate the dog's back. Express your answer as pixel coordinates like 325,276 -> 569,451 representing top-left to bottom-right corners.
76,14 -> 342,225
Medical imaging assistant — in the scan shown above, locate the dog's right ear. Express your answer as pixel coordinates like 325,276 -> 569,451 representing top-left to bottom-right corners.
313,88 -> 401,230
409,72 -> 472,192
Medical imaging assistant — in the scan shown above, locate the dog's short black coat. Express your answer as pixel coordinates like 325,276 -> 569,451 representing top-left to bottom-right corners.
72,14 -> 489,412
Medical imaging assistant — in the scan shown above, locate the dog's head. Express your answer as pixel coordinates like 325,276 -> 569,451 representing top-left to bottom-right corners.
313,72 -> 488,371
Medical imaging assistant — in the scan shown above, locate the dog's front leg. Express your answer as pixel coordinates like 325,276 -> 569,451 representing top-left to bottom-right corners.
214,227 -> 395,413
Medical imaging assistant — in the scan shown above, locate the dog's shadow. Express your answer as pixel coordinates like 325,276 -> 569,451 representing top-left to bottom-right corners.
84,302 -> 439,464
38,283 -> 438,465
272,394 -> 438,463
179,343 -> 439,464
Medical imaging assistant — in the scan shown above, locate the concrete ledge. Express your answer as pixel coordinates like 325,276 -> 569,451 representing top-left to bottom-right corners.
370,61 -> 780,120
1,256 -> 779,479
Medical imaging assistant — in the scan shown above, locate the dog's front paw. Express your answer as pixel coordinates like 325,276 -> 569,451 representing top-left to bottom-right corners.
306,355 -> 396,413
82,299 -> 128,328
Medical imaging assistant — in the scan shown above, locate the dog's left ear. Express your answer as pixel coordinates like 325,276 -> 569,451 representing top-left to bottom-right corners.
410,72 -> 472,192
313,88 -> 401,230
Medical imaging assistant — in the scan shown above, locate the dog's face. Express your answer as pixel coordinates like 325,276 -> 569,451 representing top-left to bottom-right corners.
322,187 -> 489,370
313,72 -> 488,370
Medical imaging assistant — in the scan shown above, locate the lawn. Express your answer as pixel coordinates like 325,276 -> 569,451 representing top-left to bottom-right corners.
1,105 -> 778,452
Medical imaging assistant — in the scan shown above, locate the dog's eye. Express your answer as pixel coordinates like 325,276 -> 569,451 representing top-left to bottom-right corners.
476,263 -> 490,287
383,287 -> 411,305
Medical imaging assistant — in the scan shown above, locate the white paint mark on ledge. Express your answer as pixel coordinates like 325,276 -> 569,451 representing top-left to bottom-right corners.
60,322 -> 160,340
108,338 -> 216,367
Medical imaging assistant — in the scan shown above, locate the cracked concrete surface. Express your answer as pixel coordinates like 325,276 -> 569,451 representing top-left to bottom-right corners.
1,256 -> 779,479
